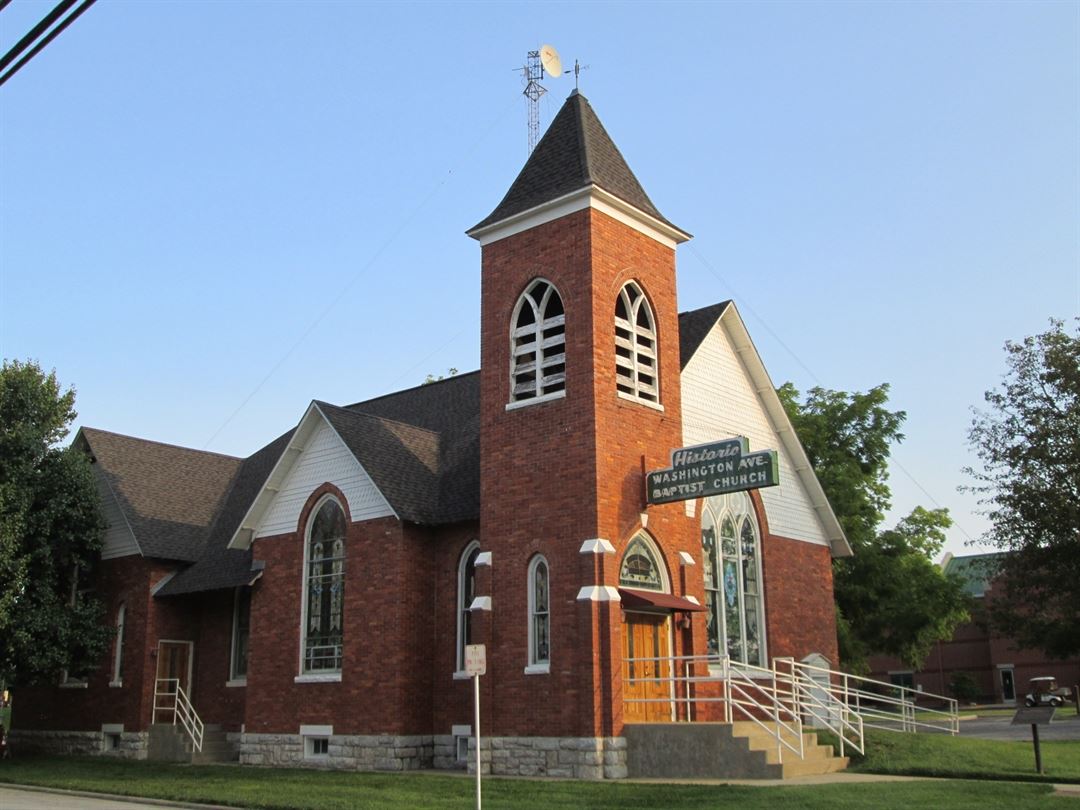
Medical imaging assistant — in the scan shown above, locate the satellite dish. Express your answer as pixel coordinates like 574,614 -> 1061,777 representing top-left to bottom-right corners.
540,44 -> 562,78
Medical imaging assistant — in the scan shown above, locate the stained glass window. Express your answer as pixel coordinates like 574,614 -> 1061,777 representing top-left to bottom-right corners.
619,533 -> 665,591
457,542 -> 480,671
529,556 -> 550,666
304,498 -> 346,673
700,492 -> 765,666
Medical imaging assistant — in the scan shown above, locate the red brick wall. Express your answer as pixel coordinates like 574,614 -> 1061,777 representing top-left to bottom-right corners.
244,484 -> 461,736
187,589 -> 246,731
760,533 -> 839,666
478,207 -> 700,740
13,555 -> 183,733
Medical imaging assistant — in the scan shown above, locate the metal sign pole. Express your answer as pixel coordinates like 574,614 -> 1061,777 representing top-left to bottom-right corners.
474,672 -> 482,810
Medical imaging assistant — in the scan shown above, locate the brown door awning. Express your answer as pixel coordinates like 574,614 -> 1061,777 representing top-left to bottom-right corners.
618,587 -> 706,612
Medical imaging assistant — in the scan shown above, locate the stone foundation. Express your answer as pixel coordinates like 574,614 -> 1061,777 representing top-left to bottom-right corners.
9,729 -> 148,759
467,736 -> 627,779
239,733 -> 434,770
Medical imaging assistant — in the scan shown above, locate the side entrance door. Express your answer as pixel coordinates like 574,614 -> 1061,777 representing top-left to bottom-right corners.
621,612 -> 672,723
154,641 -> 193,722
1000,666 -> 1016,703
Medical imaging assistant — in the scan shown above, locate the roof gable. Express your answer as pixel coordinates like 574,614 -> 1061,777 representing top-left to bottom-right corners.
227,404 -> 396,549
679,305 -> 851,558
79,428 -> 241,562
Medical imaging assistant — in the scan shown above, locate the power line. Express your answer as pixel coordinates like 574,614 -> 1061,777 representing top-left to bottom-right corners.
686,243 -> 981,545
0,0 -> 96,88
202,97 -> 520,449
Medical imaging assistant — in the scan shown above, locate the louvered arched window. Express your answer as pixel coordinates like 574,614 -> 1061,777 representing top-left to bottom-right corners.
615,282 -> 658,404
510,279 -> 566,403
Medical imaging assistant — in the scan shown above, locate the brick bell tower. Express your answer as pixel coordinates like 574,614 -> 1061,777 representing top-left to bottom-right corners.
467,91 -> 698,756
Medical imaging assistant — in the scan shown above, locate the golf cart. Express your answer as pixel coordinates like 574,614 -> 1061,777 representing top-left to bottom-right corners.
1024,677 -> 1073,707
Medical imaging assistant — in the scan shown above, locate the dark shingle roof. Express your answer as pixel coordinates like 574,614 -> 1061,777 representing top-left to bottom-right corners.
81,428 -> 241,562
140,304 -> 728,593
157,431 -> 294,596
341,371 -> 481,524
470,91 -> 682,234
679,301 -> 731,369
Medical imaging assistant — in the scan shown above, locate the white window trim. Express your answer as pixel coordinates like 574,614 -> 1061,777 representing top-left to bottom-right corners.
110,603 -> 125,687
616,391 -> 664,412
702,493 -> 767,669
299,494 -> 346,677
505,389 -> 566,411
509,278 -> 566,404
456,540 -> 481,674
294,673 -> 342,684
526,555 -> 550,672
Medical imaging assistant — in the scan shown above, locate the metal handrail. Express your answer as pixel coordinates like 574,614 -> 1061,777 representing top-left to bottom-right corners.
787,659 -> 959,736
624,653 -> 805,763
153,678 -> 204,753
774,657 -> 864,756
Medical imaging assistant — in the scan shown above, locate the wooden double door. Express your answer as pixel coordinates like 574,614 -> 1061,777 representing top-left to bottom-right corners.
622,612 -> 672,723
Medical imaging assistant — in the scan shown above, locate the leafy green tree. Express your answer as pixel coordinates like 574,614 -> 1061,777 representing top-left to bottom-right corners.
778,383 -> 971,672
965,319 -> 1080,658
0,360 -> 111,685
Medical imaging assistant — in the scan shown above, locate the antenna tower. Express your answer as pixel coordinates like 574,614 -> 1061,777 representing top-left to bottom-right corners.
521,44 -> 563,154
522,50 -> 546,154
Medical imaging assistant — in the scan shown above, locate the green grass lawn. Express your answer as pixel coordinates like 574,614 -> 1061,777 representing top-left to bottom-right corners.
842,730 -> 1080,783
0,756 -> 1063,810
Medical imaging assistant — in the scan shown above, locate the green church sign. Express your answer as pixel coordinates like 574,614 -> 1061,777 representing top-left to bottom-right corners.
646,437 -> 779,505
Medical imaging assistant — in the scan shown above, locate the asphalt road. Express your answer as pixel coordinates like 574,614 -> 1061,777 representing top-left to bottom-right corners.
0,786 -> 227,810
959,710 -> 1080,742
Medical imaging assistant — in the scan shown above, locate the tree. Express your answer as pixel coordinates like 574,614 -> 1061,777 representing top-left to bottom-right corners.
0,360 -> 112,686
778,383 -> 971,672
965,319 -> 1080,658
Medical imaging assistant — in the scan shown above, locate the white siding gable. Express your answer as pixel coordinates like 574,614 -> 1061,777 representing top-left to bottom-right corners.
255,419 -> 394,539
96,466 -> 140,559
681,319 -> 829,547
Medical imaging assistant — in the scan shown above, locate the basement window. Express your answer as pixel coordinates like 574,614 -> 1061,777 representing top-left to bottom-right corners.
301,724 -> 332,760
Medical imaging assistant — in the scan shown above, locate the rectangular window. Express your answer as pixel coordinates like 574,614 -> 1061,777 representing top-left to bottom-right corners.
230,587 -> 251,681
889,671 -> 915,693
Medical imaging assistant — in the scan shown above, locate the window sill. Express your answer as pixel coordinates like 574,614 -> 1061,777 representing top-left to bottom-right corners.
453,670 -> 473,681
616,391 -> 664,412
505,390 -> 566,411
226,678 -> 247,688
59,681 -> 88,689
523,663 -> 550,675
294,673 -> 341,684
108,680 -> 123,689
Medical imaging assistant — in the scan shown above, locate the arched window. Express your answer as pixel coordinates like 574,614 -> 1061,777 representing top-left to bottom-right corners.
111,603 -> 125,686
510,279 -> 566,403
701,492 -> 765,666
456,541 -> 480,672
303,497 -> 346,673
619,532 -> 668,592
615,281 -> 658,404
527,556 -> 550,670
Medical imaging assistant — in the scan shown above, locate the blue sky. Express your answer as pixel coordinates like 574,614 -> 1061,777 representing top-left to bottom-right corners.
1,1 -> 1077,557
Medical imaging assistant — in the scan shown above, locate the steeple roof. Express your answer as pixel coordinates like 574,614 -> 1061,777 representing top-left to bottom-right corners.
469,91 -> 685,236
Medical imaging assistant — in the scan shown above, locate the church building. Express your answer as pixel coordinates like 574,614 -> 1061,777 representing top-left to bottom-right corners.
12,91 -> 851,779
